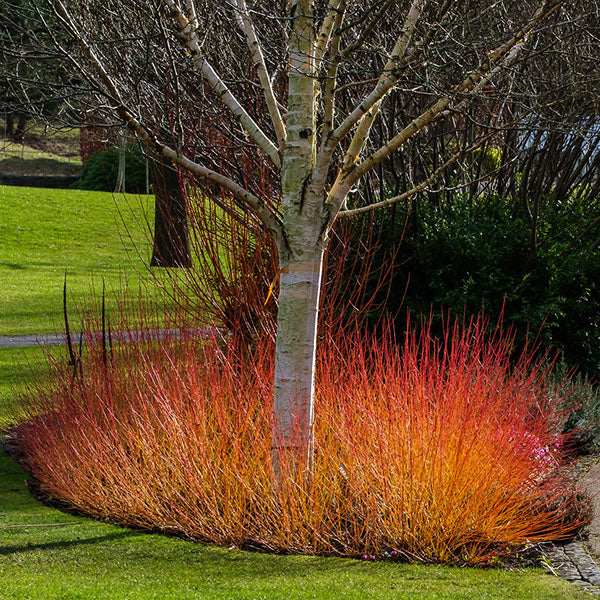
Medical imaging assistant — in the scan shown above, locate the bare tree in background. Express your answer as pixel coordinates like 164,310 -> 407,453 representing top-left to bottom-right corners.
2,0 -> 598,472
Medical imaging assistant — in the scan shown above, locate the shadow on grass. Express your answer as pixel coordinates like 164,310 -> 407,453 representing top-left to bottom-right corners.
0,530 -> 142,557
0,157 -> 81,177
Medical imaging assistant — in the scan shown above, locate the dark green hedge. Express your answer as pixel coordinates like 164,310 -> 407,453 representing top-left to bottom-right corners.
71,146 -> 146,193
351,194 -> 600,381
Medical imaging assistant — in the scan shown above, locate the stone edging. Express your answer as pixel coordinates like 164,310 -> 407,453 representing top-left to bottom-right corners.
545,542 -> 600,596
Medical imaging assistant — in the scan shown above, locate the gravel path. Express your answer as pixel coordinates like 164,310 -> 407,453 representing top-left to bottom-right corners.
0,328 -> 217,349
0,333 -> 75,348
580,459 -> 600,560
545,458 -> 600,596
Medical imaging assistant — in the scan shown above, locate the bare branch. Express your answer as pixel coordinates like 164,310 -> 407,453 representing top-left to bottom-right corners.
164,0 -> 281,168
339,0 -> 426,169
339,0 -> 395,57
328,0 -> 428,147
233,0 -> 286,151
305,0 -> 345,206
321,0 -> 345,143
327,0 -> 564,210
338,132 -> 497,218
48,0 -> 283,238
314,0 -> 343,73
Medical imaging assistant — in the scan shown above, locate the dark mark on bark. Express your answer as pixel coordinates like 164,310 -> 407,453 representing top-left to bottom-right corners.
298,174 -> 311,213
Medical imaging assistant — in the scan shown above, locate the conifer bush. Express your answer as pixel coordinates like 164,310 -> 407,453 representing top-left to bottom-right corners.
10,310 -> 589,565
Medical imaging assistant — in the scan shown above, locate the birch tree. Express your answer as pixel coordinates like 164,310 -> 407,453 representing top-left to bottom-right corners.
3,0 -> 592,471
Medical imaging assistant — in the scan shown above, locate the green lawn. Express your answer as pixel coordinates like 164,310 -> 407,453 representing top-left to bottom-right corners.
0,150 -> 81,177
0,346 -> 60,427
0,185 -> 158,335
0,122 -> 82,176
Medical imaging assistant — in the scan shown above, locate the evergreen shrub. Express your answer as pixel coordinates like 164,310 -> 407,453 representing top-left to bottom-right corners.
353,194 -> 600,382
71,146 -> 146,193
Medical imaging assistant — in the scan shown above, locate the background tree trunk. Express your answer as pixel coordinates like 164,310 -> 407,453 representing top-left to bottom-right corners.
13,112 -> 28,141
114,127 -> 127,193
150,156 -> 192,268
5,112 -> 15,137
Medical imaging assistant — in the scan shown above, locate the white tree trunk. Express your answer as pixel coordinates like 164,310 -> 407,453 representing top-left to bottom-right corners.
271,0 -> 322,477
272,249 -> 324,475
115,127 -> 127,193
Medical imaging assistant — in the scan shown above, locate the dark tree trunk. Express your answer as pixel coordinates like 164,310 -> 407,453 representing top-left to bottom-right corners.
150,156 -> 192,268
13,113 -> 28,141
5,113 -> 15,137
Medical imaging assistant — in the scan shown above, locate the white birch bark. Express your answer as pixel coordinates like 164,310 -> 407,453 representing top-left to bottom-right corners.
272,250 -> 324,474
164,0 -> 281,167
233,0 -> 286,151
272,0 -> 326,474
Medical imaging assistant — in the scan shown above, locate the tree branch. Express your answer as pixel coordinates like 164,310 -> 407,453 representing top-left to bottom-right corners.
339,0 -> 395,58
48,0 -> 283,239
338,131 -> 497,218
338,0 -> 425,169
327,0 -> 563,211
304,0 -> 345,209
328,0 -> 428,147
164,0 -> 281,168
233,0 -> 286,151
320,0 -> 345,143
314,0 -> 343,73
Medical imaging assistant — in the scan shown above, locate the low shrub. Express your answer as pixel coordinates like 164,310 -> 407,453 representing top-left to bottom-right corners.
10,311 -> 589,565
552,359 -> 600,454
71,145 -> 146,193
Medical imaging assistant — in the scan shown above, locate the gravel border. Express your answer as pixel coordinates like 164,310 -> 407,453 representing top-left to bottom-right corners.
545,541 -> 600,595
541,457 -> 600,596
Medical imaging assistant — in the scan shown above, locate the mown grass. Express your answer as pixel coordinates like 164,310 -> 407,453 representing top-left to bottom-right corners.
0,124 -> 82,176
0,120 -> 80,152
0,346 -> 60,427
0,153 -> 81,177
0,185 -> 160,335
